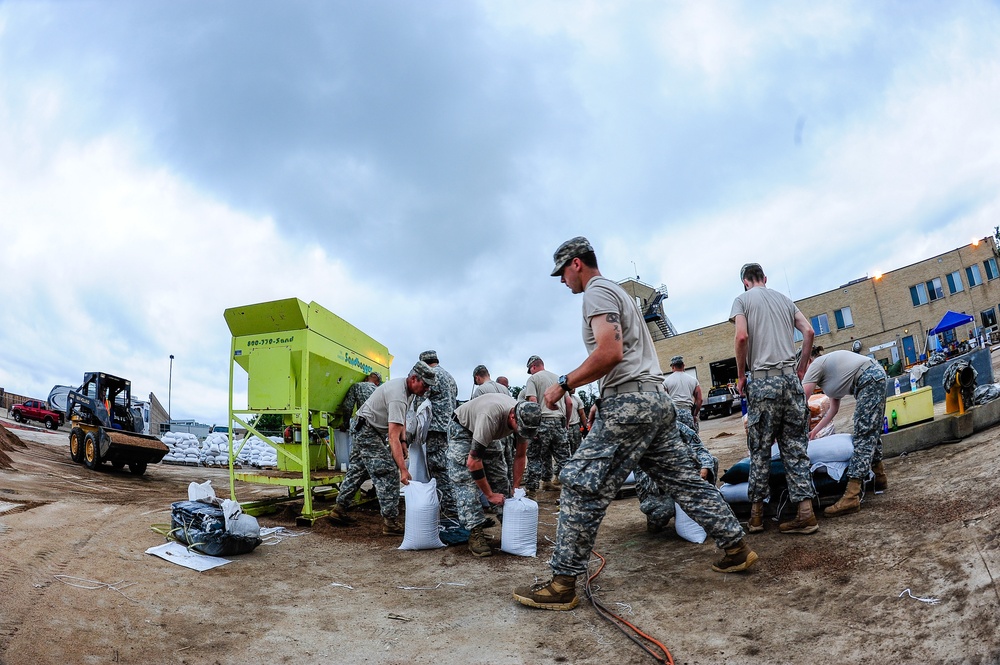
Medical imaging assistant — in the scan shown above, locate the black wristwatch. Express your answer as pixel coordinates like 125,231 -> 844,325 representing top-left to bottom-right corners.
558,375 -> 570,392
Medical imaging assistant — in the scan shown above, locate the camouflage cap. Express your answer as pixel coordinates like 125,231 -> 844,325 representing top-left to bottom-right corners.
550,236 -> 594,276
670,355 -> 684,366
473,364 -> 489,377
418,350 -> 439,364
526,355 -> 542,373
514,401 -> 541,438
410,360 -> 437,386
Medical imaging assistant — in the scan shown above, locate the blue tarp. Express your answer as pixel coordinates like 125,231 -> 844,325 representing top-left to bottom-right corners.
928,310 -> 975,335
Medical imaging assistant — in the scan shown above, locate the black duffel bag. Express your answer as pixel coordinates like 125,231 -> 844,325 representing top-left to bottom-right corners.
170,500 -> 262,557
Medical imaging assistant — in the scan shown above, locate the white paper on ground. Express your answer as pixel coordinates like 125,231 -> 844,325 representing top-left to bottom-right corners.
145,542 -> 231,572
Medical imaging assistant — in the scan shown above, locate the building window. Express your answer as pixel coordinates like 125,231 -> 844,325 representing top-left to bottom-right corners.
810,313 -> 830,336
985,258 -> 1000,281
910,283 -> 928,306
982,308 -> 997,328
925,278 -> 944,302
834,307 -> 854,330
967,264 -> 983,287
947,271 -> 964,294
794,328 -> 803,343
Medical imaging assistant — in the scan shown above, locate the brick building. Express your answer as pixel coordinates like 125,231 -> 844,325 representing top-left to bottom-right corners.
641,236 -> 1000,394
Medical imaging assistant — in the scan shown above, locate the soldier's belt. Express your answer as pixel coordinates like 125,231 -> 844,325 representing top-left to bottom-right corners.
600,381 -> 664,398
751,366 -> 795,379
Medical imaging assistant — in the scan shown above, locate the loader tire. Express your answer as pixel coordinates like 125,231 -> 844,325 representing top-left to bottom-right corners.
129,461 -> 147,476
69,428 -> 85,463
83,432 -> 101,470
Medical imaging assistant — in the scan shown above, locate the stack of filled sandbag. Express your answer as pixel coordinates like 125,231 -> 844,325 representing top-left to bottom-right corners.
719,433 -> 855,508
160,431 -> 202,466
236,435 -> 280,468
200,431 -> 233,467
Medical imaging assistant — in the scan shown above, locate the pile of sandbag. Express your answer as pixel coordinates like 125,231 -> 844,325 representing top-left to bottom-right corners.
160,431 -> 203,466
719,433 -> 855,507
200,431 -> 232,467
235,435 -> 280,468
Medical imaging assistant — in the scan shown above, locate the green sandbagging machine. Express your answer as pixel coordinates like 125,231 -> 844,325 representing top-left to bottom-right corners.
224,298 -> 392,524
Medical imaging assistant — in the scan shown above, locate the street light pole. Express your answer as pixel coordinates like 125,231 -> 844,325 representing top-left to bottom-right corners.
168,354 -> 174,432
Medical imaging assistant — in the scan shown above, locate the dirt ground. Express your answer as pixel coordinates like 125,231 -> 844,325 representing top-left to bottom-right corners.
1,384 -> 999,665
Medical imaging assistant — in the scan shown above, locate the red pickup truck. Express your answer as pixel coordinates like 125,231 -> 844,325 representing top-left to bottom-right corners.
10,399 -> 64,430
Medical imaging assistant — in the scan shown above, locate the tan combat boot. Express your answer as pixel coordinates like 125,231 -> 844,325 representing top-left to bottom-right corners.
512,574 -> 579,610
778,499 -> 819,535
871,461 -> 888,493
824,479 -> 863,517
468,525 -> 493,557
748,501 -> 765,533
328,503 -> 356,526
712,539 -> 759,573
381,516 -> 405,536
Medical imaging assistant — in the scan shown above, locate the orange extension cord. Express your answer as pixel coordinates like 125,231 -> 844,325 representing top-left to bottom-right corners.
584,549 -> 675,665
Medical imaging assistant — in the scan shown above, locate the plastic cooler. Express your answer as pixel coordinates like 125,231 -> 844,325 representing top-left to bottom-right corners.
885,386 -> 933,428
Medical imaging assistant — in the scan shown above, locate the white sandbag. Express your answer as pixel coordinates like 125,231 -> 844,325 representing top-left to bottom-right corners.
407,438 -> 431,483
188,480 -> 216,502
501,488 -> 538,557
770,433 -> 853,464
719,482 -> 750,504
673,502 -> 707,544
221,498 -> 260,538
806,433 -> 854,463
399,479 -> 445,550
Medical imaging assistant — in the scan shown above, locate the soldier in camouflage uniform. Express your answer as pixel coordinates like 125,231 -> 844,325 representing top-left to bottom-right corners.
329,361 -> 435,535
336,371 -> 381,431
566,389 -> 587,455
802,349 -> 888,517
731,262 -> 818,535
448,395 -> 540,557
521,355 -> 573,494
471,365 -> 516,490
636,421 -> 720,532
514,237 -> 756,612
416,350 -> 460,516
662,356 -> 702,433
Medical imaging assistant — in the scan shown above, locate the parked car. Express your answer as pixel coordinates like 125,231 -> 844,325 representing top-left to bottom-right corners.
10,399 -> 65,430
701,386 -> 740,420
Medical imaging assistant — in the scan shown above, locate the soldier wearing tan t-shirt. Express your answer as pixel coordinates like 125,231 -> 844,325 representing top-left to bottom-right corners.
514,237 -> 754,612
521,356 -> 572,494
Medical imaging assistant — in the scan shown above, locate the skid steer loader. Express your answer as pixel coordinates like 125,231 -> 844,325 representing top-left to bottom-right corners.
66,372 -> 168,476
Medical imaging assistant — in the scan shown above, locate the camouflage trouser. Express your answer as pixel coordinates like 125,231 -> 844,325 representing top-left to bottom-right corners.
745,375 -> 816,504
567,425 -> 583,455
336,421 -> 400,519
848,366 -> 887,480
550,391 -> 744,577
525,418 -> 571,490
674,406 -> 700,434
635,469 -> 675,529
636,422 -> 720,529
500,434 -> 515,490
447,420 -> 510,530
426,430 -> 458,515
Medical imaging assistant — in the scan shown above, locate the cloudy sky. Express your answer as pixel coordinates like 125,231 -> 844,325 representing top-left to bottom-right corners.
2,1 -> 999,426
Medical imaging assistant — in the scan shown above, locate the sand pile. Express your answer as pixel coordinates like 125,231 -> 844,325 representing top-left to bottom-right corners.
0,422 -> 26,469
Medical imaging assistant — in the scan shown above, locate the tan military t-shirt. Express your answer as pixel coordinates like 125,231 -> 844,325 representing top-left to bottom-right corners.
582,276 -> 663,391
662,371 -> 700,409
729,286 -> 799,373
356,378 -> 411,434
802,351 -> 878,399
471,380 -> 509,399
523,369 -> 565,419
452,393 -> 517,448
